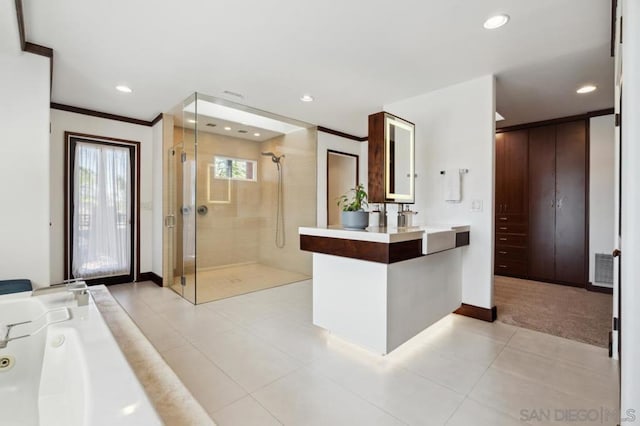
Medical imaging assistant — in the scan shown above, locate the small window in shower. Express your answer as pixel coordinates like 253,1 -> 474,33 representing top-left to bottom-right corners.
213,156 -> 257,182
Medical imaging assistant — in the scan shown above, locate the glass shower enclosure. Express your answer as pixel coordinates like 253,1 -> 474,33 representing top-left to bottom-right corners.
166,93 -> 317,304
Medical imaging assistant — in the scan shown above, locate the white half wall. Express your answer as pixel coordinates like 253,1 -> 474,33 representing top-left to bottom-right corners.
620,0 -> 640,417
317,132 -> 368,227
49,110 -> 154,282
384,75 -> 496,309
589,114 -> 615,288
0,52 -> 51,287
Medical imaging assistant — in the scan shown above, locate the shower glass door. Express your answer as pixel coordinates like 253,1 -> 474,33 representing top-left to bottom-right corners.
167,94 -> 198,303
181,94 -> 198,304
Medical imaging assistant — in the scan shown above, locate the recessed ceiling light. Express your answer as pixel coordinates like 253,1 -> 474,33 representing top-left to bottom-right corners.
187,119 -> 196,124
254,132 -> 261,137
116,85 -> 132,93
576,85 -> 597,94
224,126 -> 232,131
483,14 -> 509,30
300,94 -> 314,102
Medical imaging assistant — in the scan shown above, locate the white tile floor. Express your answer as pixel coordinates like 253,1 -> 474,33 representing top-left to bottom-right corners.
108,281 -> 619,426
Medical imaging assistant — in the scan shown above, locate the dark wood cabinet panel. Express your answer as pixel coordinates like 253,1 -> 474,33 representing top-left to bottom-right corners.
503,130 -> 529,215
495,131 -> 528,216
528,125 -> 557,281
555,121 -> 587,285
368,112 -> 385,202
496,246 -> 528,261
495,133 -> 506,209
494,259 -> 528,276
495,223 -> 527,234
496,233 -> 528,247
495,130 -> 529,277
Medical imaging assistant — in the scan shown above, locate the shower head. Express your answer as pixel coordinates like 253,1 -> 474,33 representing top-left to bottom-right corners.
261,152 -> 284,163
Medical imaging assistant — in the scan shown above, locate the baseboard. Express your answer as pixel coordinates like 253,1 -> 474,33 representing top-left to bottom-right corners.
138,272 -> 163,287
454,303 -> 497,322
586,281 -> 613,294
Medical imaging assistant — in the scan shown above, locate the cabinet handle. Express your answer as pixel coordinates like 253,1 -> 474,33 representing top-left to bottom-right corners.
499,238 -> 507,241
499,217 -> 508,221
498,265 -> 508,268
499,227 -> 508,230
498,251 -> 508,254
613,249 -> 621,258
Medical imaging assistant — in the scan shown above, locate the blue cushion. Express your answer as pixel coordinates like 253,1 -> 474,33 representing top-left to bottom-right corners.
0,279 -> 33,295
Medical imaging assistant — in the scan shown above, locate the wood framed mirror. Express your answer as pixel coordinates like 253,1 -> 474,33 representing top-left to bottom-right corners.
368,112 -> 415,203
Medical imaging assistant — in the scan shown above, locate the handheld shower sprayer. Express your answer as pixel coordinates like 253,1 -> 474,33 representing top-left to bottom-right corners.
261,151 -> 286,248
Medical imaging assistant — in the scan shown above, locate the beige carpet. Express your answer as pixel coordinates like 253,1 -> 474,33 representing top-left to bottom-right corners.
494,276 -> 613,348
172,263 -> 310,304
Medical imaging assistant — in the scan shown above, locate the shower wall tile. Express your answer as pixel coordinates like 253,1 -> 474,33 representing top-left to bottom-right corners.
258,129 -> 316,276
170,126 -> 316,278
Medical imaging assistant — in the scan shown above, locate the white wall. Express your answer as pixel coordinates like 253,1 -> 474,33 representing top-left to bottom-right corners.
317,132 -> 368,227
49,110 -> 154,282
151,120 -> 163,277
620,0 -> 640,417
0,52 -> 51,287
588,114 -> 615,288
384,75 -> 496,309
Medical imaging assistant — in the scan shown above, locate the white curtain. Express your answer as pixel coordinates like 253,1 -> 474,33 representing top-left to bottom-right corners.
72,142 -> 131,278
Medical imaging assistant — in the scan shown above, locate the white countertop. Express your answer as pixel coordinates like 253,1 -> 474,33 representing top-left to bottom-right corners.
299,226 -> 425,243
299,224 -> 470,244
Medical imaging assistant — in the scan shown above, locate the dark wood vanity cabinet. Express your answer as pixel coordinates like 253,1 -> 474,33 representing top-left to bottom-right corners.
495,120 -> 587,287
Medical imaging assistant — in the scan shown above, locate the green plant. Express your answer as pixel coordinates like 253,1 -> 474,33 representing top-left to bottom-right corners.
337,184 -> 368,212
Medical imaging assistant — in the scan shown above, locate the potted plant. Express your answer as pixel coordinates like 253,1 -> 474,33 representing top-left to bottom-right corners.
337,184 -> 369,229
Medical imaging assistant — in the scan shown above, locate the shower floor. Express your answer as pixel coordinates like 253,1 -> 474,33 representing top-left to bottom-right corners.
171,263 -> 309,304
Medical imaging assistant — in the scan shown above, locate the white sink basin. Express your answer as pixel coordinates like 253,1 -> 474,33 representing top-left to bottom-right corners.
420,227 -> 456,255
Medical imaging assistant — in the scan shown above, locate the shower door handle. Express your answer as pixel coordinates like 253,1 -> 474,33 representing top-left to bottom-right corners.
165,215 -> 176,228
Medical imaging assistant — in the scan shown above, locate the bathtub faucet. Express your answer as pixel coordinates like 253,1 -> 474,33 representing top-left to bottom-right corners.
31,279 -> 89,306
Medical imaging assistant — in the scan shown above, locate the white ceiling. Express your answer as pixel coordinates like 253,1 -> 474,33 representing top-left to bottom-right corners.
21,0 -> 613,135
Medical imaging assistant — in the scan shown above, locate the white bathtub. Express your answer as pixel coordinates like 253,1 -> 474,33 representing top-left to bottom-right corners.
0,289 -> 162,426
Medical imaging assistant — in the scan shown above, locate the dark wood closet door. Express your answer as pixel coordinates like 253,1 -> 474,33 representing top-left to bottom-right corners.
528,125 -> 557,281
554,120 -> 587,286
503,130 -> 529,215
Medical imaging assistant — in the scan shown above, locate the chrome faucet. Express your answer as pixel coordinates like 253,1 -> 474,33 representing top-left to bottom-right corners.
31,279 -> 89,306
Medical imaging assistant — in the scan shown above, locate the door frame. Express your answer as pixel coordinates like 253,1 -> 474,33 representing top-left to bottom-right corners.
326,150 -> 359,225
64,131 -> 141,284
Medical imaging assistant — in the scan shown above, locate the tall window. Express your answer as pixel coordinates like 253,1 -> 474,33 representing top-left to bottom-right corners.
72,142 -> 131,278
